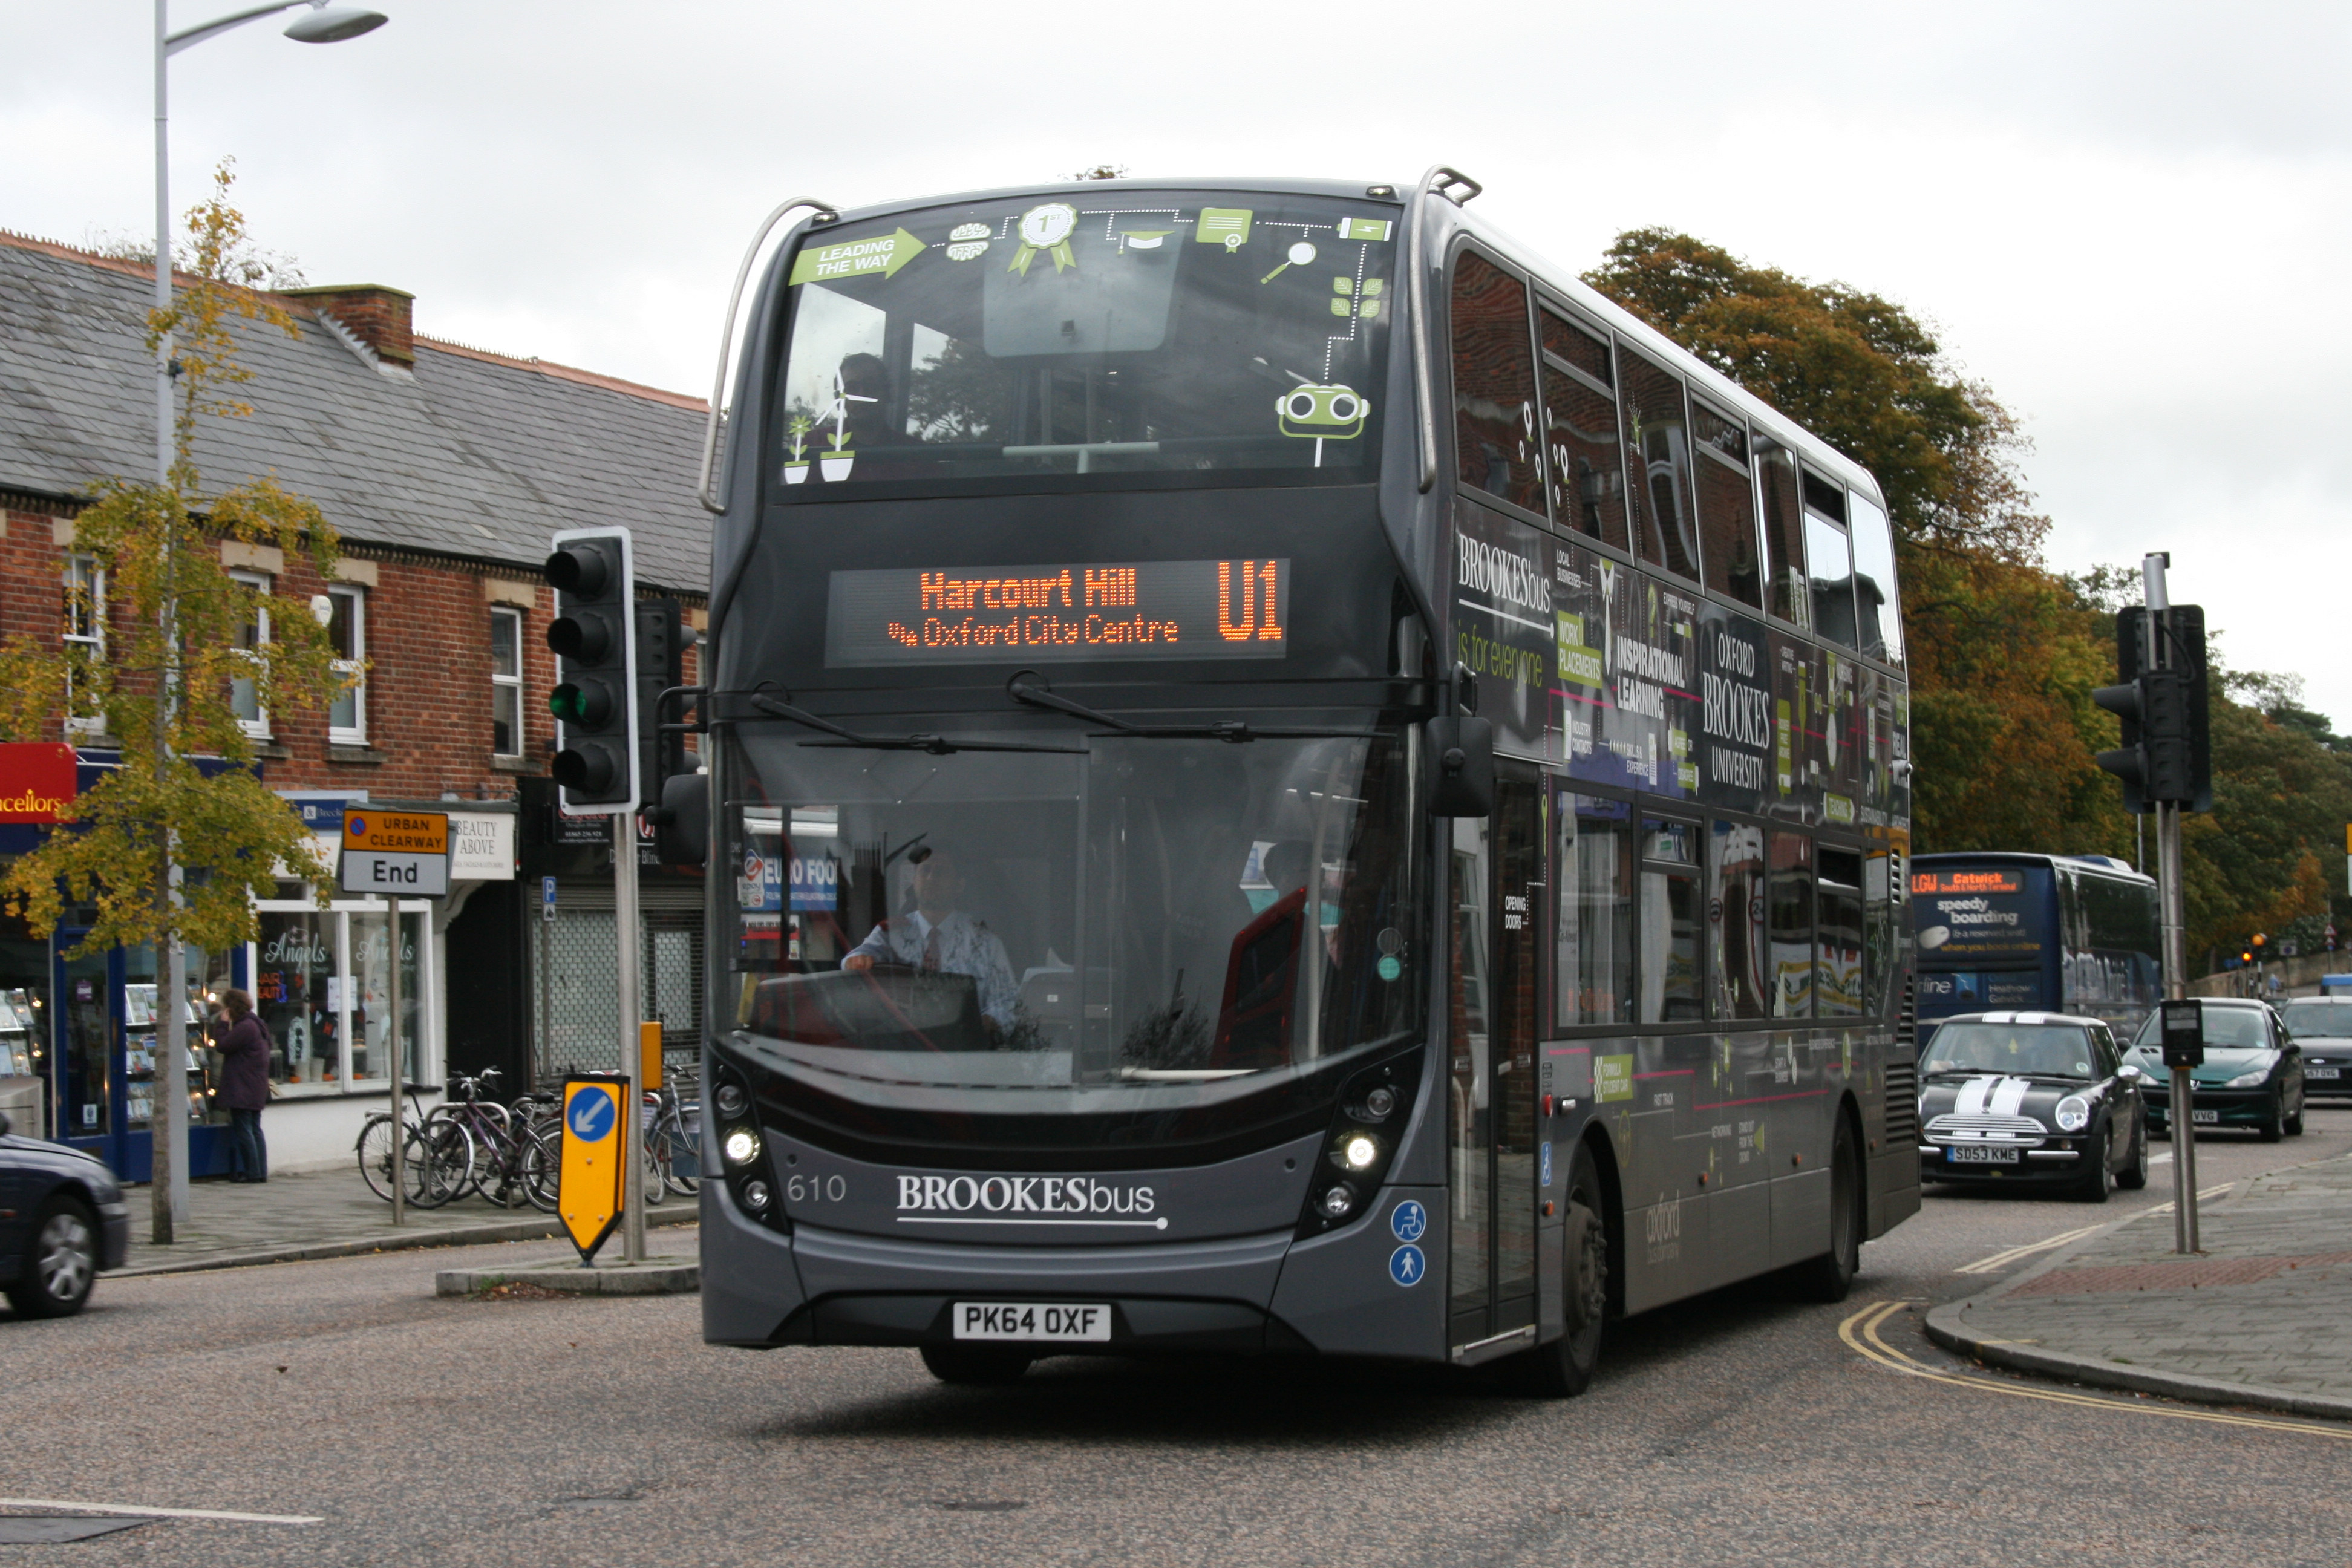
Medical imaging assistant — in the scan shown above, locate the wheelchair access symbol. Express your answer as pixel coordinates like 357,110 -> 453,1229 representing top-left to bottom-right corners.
1390,1199 -> 1428,1243
558,1075 -> 627,1264
1388,1244 -> 1426,1287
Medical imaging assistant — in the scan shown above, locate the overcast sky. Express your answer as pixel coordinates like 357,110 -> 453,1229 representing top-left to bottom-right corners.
6,2 -> 2346,724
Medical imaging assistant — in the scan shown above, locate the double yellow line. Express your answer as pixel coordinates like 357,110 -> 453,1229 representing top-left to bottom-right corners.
1838,1299 -> 2352,1442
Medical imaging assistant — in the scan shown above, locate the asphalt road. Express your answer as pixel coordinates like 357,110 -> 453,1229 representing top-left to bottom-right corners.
6,1109 -> 2351,1566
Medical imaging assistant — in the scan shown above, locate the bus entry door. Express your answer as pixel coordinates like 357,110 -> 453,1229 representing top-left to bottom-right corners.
1448,768 -> 1542,1353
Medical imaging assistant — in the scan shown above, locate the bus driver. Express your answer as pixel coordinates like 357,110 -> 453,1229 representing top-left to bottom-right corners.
843,848 -> 1020,1040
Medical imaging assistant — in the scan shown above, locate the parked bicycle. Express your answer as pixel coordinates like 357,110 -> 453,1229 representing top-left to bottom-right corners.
642,1074 -> 701,1200
354,1082 -> 463,1207
420,1068 -> 563,1213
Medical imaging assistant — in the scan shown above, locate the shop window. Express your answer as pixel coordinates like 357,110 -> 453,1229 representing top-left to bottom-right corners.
229,569 -> 272,739
1640,817 -> 1702,1023
1618,348 -> 1700,582
250,903 -> 429,1094
1849,491 -> 1903,665
1556,791 -> 1634,1027
1539,310 -> 1630,552
1768,832 -> 1814,1018
1449,251 -> 1543,513
1691,399 -> 1764,610
1817,848 -> 1865,1018
491,606 -> 524,757
327,586 -> 367,746
1708,819 -> 1769,1021
61,554 -> 106,736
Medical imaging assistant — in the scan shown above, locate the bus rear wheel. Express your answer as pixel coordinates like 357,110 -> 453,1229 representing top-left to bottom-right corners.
920,1344 -> 1033,1386
1510,1142 -> 1609,1399
1785,1115 -> 1861,1304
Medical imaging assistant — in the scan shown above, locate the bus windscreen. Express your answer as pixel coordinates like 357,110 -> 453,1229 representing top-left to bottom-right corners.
773,191 -> 1396,494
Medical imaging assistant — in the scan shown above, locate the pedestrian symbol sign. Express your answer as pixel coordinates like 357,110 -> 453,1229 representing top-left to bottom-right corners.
1388,1245 -> 1426,1287
558,1075 -> 627,1263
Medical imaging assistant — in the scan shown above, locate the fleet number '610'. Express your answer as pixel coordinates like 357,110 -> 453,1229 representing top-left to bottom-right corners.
788,1174 -> 847,1204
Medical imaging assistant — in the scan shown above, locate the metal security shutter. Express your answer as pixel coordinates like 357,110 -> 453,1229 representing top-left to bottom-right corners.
529,881 -> 705,1088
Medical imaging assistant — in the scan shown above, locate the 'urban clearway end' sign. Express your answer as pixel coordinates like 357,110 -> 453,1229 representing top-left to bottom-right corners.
340,808 -> 451,898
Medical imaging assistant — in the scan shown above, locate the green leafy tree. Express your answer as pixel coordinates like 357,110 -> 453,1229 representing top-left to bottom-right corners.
0,165 -> 351,1189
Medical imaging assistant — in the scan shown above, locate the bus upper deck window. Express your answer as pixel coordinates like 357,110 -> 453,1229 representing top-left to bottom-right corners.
1754,438 -> 1808,629
1847,491 -> 1902,665
1539,309 -> 1630,553
1691,398 -> 1763,610
1802,470 -> 1857,651
1449,252 -> 1543,515
1616,348 -> 1700,584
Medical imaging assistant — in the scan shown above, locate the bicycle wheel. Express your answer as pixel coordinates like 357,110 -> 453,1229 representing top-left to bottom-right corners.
482,1126 -> 533,1209
431,1111 -> 491,1201
357,1114 -> 399,1203
519,1123 -> 561,1214
408,1120 -> 474,1209
659,1112 -> 701,1197
641,1135 -> 668,1208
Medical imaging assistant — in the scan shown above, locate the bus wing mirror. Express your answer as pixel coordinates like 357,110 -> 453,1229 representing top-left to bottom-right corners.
1423,717 -> 1494,817
652,773 -> 709,867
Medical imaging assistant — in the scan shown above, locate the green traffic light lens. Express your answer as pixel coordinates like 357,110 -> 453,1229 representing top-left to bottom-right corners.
550,684 -> 584,722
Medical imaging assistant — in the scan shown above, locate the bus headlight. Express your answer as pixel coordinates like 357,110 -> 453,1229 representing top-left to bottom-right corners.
2054,1097 -> 2090,1133
716,1083 -> 748,1118
742,1179 -> 772,1212
723,1128 -> 762,1166
1297,1054 -> 1421,1238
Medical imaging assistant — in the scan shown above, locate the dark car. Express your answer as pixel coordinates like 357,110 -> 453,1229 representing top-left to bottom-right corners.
1917,1011 -> 2149,1202
2278,998 -> 2352,1099
0,1109 -> 130,1318
2124,998 -> 2305,1142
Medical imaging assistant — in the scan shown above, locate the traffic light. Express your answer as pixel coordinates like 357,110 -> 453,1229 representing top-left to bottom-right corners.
2093,605 -> 2212,814
635,598 -> 685,803
544,528 -> 638,814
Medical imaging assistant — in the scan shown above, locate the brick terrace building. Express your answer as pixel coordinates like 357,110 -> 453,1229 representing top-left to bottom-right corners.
0,230 -> 714,1176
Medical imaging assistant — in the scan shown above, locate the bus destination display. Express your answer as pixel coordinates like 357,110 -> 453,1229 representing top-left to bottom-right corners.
826,558 -> 1290,666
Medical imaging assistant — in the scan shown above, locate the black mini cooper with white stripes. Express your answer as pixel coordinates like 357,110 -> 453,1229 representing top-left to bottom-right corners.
1917,1011 -> 2150,1202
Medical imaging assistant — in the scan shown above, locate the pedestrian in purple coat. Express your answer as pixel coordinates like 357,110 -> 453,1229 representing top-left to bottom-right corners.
208,988 -> 270,1183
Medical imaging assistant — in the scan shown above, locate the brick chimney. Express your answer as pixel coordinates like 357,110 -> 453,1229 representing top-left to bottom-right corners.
283,283 -> 414,366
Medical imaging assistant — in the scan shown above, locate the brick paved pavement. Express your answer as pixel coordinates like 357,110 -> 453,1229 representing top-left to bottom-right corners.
1927,1152 -> 2352,1418
115,1168 -> 698,1276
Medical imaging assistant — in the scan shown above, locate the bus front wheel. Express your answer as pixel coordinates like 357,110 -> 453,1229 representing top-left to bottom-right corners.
1510,1142 -> 1609,1399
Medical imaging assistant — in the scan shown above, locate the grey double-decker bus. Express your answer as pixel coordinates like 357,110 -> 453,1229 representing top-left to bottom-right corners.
683,168 -> 1919,1394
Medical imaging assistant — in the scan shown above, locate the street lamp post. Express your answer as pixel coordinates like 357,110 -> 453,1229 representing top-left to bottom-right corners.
146,0 -> 385,1243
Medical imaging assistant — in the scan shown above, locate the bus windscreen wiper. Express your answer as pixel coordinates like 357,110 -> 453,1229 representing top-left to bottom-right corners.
1006,673 -> 1377,744
748,690 -> 1080,756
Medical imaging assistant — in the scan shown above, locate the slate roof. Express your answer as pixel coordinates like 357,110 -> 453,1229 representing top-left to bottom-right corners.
0,232 -> 713,594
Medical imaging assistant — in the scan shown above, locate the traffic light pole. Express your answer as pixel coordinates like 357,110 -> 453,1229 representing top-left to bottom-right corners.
616,811 -> 645,1264
2145,554 -> 2200,1255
